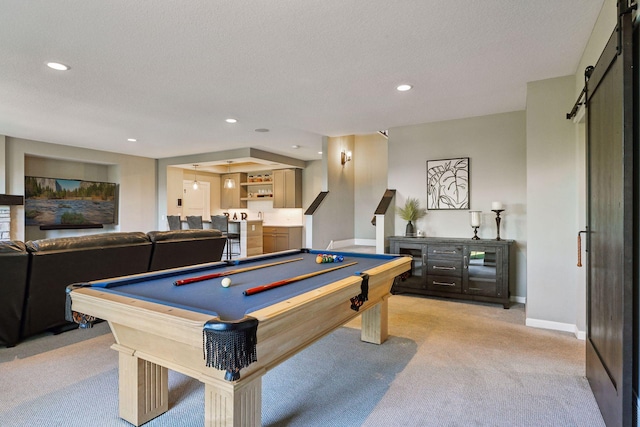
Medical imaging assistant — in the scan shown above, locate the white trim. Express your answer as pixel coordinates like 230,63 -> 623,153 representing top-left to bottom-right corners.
354,238 -> 376,246
330,238 -> 376,248
329,239 -> 356,249
526,317 -> 585,340
510,295 -> 526,304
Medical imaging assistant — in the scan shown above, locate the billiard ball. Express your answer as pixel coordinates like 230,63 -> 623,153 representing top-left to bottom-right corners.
221,277 -> 232,288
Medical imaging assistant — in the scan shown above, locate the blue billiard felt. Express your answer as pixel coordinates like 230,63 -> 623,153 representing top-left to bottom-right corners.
89,250 -> 397,321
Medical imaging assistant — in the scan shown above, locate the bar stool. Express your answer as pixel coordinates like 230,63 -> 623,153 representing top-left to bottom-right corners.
211,215 -> 240,259
186,215 -> 203,229
167,215 -> 181,230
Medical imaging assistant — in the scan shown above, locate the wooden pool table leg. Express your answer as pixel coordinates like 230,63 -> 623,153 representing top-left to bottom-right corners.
360,296 -> 389,345
114,345 -> 169,426
203,369 -> 263,427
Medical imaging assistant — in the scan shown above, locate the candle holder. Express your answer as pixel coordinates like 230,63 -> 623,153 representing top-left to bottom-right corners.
492,209 -> 504,241
471,226 -> 480,240
469,210 -> 481,240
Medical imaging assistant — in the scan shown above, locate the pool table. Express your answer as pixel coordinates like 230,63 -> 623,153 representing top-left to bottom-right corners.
66,249 -> 410,427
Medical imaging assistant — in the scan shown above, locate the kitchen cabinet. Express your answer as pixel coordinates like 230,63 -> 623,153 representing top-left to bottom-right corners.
389,237 -> 513,308
220,172 -> 247,209
273,169 -> 302,208
263,226 -> 303,253
245,220 -> 263,257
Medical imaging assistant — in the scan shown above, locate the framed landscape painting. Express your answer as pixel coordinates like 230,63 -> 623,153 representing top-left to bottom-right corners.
426,157 -> 469,210
24,176 -> 117,227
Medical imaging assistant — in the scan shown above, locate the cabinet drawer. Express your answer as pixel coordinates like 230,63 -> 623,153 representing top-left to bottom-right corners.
263,226 -> 284,235
427,245 -> 463,259
426,275 -> 462,293
465,278 -> 498,297
427,258 -> 462,277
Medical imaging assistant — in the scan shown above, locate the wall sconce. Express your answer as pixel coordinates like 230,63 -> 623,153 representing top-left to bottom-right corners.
340,150 -> 352,165
223,161 -> 236,189
192,164 -> 199,190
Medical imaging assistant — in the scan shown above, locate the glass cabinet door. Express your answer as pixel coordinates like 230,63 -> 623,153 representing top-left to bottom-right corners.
465,247 -> 501,297
393,243 -> 426,290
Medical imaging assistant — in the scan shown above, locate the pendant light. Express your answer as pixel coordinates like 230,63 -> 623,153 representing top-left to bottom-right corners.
223,161 -> 236,189
192,164 -> 199,190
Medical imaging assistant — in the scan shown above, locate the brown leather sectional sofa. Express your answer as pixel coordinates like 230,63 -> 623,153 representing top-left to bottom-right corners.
0,229 -> 226,347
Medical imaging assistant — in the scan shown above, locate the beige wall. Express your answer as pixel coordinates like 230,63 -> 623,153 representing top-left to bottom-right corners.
311,135 -> 356,249
575,0 -> 616,96
302,159 -> 323,248
525,75 -> 579,330
4,136 -> 157,240
166,166 -> 220,223
387,111 -> 527,298
0,135 -> 6,192
354,133 -> 388,240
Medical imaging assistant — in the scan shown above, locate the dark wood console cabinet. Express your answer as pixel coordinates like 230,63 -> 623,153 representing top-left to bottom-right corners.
388,237 -> 513,308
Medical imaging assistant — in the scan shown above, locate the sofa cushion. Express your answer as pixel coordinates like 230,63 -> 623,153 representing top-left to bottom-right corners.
147,229 -> 222,242
0,241 -> 29,347
22,232 -> 153,338
147,229 -> 226,271
26,231 -> 150,252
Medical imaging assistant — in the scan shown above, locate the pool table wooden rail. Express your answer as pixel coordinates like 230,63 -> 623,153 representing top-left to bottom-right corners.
68,254 -> 411,427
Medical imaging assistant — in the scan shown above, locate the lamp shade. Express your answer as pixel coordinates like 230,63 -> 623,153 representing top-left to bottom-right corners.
223,160 -> 236,188
224,177 -> 236,189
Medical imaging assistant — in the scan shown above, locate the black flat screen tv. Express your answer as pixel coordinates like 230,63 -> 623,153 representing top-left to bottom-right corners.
24,176 -> 118,227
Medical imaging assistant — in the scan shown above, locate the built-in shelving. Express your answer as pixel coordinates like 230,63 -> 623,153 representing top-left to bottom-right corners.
240,182 -> 273,186
240,178 -> 273,201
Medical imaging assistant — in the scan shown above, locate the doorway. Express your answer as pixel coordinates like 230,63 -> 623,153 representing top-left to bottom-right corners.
182,180 -> 210,220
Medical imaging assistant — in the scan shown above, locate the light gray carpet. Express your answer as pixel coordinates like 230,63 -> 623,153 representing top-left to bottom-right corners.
358,297 -> 605,427
0,323 -> 415,426
0,296 -> 605,426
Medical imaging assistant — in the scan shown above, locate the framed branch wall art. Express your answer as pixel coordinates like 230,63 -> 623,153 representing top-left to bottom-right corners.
426,157 -> 469,210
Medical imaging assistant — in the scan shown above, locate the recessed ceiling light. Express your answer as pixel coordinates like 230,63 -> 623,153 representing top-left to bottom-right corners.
396,84 -> 412,91
46,62 -> 70,71
127,138 -> 137,142
225,118 -> 237,123
255,128 -> 269,133
292,145 -> 300,149
318,151 -> 323,155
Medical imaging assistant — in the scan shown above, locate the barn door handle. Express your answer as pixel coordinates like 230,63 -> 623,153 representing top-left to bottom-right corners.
577,230 -> 588,267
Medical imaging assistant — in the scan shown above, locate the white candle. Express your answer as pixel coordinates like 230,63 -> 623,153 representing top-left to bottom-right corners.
470,211 -> 481,227
491,202 -> 503,210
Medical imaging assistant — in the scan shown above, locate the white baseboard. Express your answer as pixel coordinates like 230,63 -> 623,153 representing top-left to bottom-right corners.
354,238 -> 376,246
526,317 -> 586,340
510,295 -> 526,304
329,238 -> 377,249
329,239 -> 354,249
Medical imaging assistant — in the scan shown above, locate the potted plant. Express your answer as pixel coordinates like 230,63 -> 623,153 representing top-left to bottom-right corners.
397,197 -> 427,237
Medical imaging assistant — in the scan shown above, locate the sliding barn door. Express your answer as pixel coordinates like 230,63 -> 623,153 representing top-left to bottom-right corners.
584,8 -> 634,427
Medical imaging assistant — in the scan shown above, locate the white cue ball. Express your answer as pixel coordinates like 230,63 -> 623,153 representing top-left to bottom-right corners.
221,277 -> 232,288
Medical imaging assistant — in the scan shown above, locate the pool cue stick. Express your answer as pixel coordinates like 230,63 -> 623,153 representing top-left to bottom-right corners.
173,257 -> 304,286
243,261 -> 358,296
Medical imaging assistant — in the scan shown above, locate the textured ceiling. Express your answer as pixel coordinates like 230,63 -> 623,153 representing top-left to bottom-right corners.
0,1 -> 605,162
